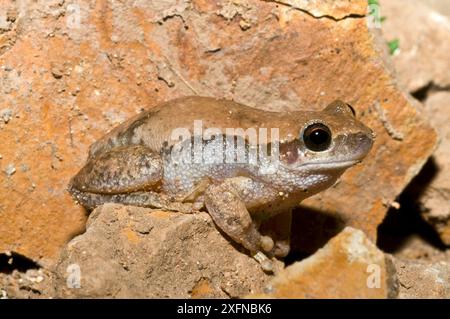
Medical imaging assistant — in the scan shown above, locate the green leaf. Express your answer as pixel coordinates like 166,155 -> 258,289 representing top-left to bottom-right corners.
387,39 -> 400,55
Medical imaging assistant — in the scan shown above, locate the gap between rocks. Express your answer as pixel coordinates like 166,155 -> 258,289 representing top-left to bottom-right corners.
0,251 -> 41,275
411,81 -> 450,102
377,157 -> 448,254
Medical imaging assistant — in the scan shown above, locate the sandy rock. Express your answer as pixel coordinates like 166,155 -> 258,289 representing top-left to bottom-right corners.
418,0 -> 450,18
0,0 -> 436,266
0,268 -> 54,299
380,0 -> 450,92
395,258 -> 450,298
54,204 -> 281,298
418,92 -> 450,245
254,227 -> 398,298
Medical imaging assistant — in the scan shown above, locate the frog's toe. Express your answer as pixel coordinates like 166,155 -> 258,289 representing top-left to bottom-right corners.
252,251 -> 274,273
273,240 -> 290,258
260,235 -> 275,253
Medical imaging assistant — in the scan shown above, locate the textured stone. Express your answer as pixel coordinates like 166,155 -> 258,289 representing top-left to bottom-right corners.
418,92 -> 450,245
54,204 -> 281,298
0,0 -> 436,266
262,0 -> 367,19
418,0 -> 450,18
380,0 -> 450,91
0,268 -> 54,299
380,0 -> 450,245
254,227 -> 398,298
395,258 -> 450,298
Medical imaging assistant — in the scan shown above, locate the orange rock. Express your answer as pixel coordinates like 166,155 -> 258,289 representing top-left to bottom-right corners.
54,204 -> 280,298
255,227 -> 398,298
0,0 -> 436,266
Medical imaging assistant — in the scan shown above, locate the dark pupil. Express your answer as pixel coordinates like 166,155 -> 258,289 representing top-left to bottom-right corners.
303,123 -> 332,152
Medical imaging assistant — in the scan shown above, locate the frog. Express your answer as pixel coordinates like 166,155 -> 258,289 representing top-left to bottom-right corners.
68,96 -> 374,271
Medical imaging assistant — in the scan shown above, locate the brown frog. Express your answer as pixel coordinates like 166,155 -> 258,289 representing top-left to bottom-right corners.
68,96 -> 374,270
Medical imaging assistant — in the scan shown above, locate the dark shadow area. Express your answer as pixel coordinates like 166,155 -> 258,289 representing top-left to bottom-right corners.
285,206 -> 346,266
411,81 -> 450,102
377,157 -> 447,253
0,251 -> 40,274
411,82 -> 433,102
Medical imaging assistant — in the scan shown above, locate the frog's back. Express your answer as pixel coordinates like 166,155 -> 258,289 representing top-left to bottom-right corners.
88,96 -> 278,158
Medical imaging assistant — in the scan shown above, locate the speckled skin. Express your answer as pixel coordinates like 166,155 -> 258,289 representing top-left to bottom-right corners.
68,96 -> 373,267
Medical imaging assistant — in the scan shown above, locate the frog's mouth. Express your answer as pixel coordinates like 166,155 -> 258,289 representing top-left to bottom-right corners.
299,159 -> 360,170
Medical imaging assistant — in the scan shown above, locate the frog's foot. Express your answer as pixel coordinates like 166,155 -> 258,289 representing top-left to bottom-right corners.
252,251 -> 274,273
259,210 -> 292,258
272,240 -> 290,258
69,186 -> 195,214
259,235 -> 290,258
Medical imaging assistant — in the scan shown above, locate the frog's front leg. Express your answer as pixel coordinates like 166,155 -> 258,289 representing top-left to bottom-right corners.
204,180 -> 275,271
68,145 -> 193,213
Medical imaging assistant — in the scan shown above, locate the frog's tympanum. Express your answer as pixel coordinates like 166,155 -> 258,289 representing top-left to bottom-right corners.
69,96 -> 374,270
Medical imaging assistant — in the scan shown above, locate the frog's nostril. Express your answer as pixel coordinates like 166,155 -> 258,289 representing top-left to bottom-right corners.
346,104 -> 356,117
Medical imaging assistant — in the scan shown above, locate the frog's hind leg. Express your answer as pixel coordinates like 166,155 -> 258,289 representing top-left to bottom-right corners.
70,144 -> 163,194
68,186 -> 194,213
68,144 -> 193,213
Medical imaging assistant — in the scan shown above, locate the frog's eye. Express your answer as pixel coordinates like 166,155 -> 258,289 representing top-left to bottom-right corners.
303,123 -> 332,152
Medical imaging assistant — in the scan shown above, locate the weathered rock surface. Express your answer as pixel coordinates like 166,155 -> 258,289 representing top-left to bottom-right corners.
0,268 -> 54,299
419,0 -> 450,18
253,227 -> 398,298
54,204 -> 281,298
0,0 -> 436,266
417,92 -> 450,245
380,0 -> 450,92
394,258 -> 450,298
381,0 -> 450,246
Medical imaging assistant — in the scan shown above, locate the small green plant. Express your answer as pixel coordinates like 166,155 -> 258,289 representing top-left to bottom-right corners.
387,39 -> 400,55
367,0 -> 386,27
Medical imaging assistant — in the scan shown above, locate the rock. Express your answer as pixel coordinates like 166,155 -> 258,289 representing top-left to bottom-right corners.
418,0 -> 450,18
54,204 -> 281,298
0,108 -> 13,124
253,227 -> 398,298
380,0 -> 450,245
0,268 -> 54,299
418,92 -> 450,245
0,0 -> 436,266
380,0 -> 450,92
394,258 -> 450,298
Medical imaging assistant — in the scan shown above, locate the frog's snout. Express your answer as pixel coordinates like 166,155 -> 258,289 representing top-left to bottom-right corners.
352,131 -> 374,160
